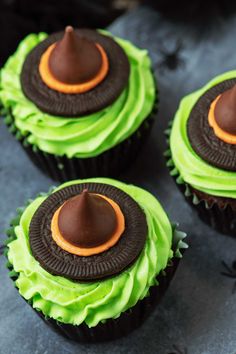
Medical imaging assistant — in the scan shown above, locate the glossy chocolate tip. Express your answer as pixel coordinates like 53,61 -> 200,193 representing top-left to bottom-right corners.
48,26 -> 103,84
58,189 -> 117,248
65,25 -> 73,33
215,84 -> 236,135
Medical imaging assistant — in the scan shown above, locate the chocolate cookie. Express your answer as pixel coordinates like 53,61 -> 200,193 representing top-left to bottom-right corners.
29,183 -> 147,281
21,29 -> 130,117
187,78 -> 236,171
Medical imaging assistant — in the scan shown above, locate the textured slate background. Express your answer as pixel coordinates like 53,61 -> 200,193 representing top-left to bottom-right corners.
0,5 -> 236,354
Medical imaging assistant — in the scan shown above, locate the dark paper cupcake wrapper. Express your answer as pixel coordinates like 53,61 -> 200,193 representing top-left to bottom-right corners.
5,197 -> 187,343
1,93 -> 158,182
165,121 -> 236,237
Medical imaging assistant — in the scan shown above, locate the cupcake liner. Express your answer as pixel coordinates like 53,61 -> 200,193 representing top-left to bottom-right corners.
1,93 -> 158,182
5,198 -> 187,343
165,121 -> 236,237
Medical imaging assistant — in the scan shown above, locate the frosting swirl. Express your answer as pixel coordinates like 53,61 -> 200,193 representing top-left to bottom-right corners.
170,71 -> 236,198
7,178 -> 173,328
0,32 -> 156,158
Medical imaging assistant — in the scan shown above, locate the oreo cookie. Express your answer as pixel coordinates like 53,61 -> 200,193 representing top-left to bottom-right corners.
21,29 -> 130,117
187,78 -> 236,171
29,183 -> 147,281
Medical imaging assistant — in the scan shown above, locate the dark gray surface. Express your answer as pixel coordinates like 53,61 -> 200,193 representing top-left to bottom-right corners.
1,5 -> 236,354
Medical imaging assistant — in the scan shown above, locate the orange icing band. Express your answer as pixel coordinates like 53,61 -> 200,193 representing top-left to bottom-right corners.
208,95 -> 236,144
51,194 -> 125,256
39,43 -> 109,94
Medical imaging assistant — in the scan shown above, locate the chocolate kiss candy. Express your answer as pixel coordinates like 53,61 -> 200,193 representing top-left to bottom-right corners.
48,26 -> 102,84
215,84 -> 236,135
58,189 -> 117,248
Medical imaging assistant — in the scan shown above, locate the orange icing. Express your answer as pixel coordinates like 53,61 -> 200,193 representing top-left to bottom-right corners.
39,43 -> 109,94
51,194 -> 125,256
208,94 -> 236,144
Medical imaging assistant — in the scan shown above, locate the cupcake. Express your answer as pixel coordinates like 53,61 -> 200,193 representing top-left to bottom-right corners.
5,178 -> 187,342
0,27 -> 157,181
166,71 -> 236,236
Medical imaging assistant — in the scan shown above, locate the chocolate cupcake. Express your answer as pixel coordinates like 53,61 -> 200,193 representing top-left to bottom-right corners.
166,71 -> 236,237
5,178 -> 187,342
0,27 -> 157,181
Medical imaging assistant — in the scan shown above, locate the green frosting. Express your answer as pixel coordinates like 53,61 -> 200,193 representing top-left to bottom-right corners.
170,71 -> 236,199
7,178 -> 183,328
0,32 -> 156,158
